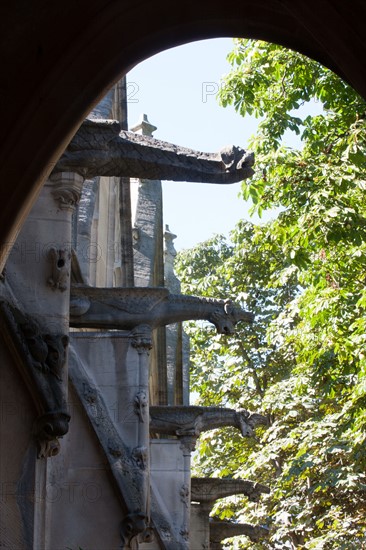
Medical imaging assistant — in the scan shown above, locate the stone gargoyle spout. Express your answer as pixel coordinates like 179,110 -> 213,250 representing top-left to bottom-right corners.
190,477 -> 270,505
69,285 -> 254,334
210,519 -> 269,545
149,406 -> 268,439
53,119 -> 255,183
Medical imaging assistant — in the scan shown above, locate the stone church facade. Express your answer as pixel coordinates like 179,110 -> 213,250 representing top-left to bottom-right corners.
0,78 -> 268,549
1,2 -> 365,548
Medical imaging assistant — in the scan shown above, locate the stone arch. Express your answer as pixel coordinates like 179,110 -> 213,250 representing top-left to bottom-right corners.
1,1 -> 366,269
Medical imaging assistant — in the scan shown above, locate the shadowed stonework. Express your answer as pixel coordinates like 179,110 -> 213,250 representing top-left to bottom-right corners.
0,4 -> 366,548
0,83 -> 268,549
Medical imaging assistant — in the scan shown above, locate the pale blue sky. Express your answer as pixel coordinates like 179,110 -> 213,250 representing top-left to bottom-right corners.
126,37 -> 314,252
126,38 -> 262,251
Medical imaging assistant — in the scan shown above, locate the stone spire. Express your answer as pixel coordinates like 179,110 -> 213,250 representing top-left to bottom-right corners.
130,113 -> 157,136
130,114 -> 163,289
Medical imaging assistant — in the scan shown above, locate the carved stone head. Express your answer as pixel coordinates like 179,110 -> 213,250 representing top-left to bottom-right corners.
120,512 -> 148,546
235,410 -> 269,437
210,300 -> 254,335
235,410 -> 254,437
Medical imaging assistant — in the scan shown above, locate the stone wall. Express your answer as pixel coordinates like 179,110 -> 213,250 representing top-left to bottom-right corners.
0,77 -> 266,549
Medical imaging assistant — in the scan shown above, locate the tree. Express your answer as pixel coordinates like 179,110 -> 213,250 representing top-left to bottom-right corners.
175,39 -> 366,548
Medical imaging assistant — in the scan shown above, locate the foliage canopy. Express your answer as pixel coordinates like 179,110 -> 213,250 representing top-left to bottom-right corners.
175,39 -> 366,549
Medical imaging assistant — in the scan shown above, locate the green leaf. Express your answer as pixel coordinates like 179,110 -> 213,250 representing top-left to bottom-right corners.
177,37 -> 366,549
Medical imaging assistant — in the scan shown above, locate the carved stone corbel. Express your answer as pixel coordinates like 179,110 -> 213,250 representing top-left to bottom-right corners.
130,324 -> 153,355
47,247 -> 71,292
0,297 -> 70,458
49,171 -> 84,211
179,435 -> 196,456
132,446 -> 148,470
134,389 -> 148,422
33,410 -> 70,458
120,512 -> 154,549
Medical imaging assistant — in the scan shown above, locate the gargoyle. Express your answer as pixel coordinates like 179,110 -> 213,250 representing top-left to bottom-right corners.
33,411 -> 70,458
210,518 -> 269,546
149,406 -> 267,440
190,477 -> 270,505
53,118 -> 255,184
70,286 -> 253,334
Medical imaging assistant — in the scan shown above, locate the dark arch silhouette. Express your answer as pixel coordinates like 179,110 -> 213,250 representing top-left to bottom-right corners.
0,0 -> 365,269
